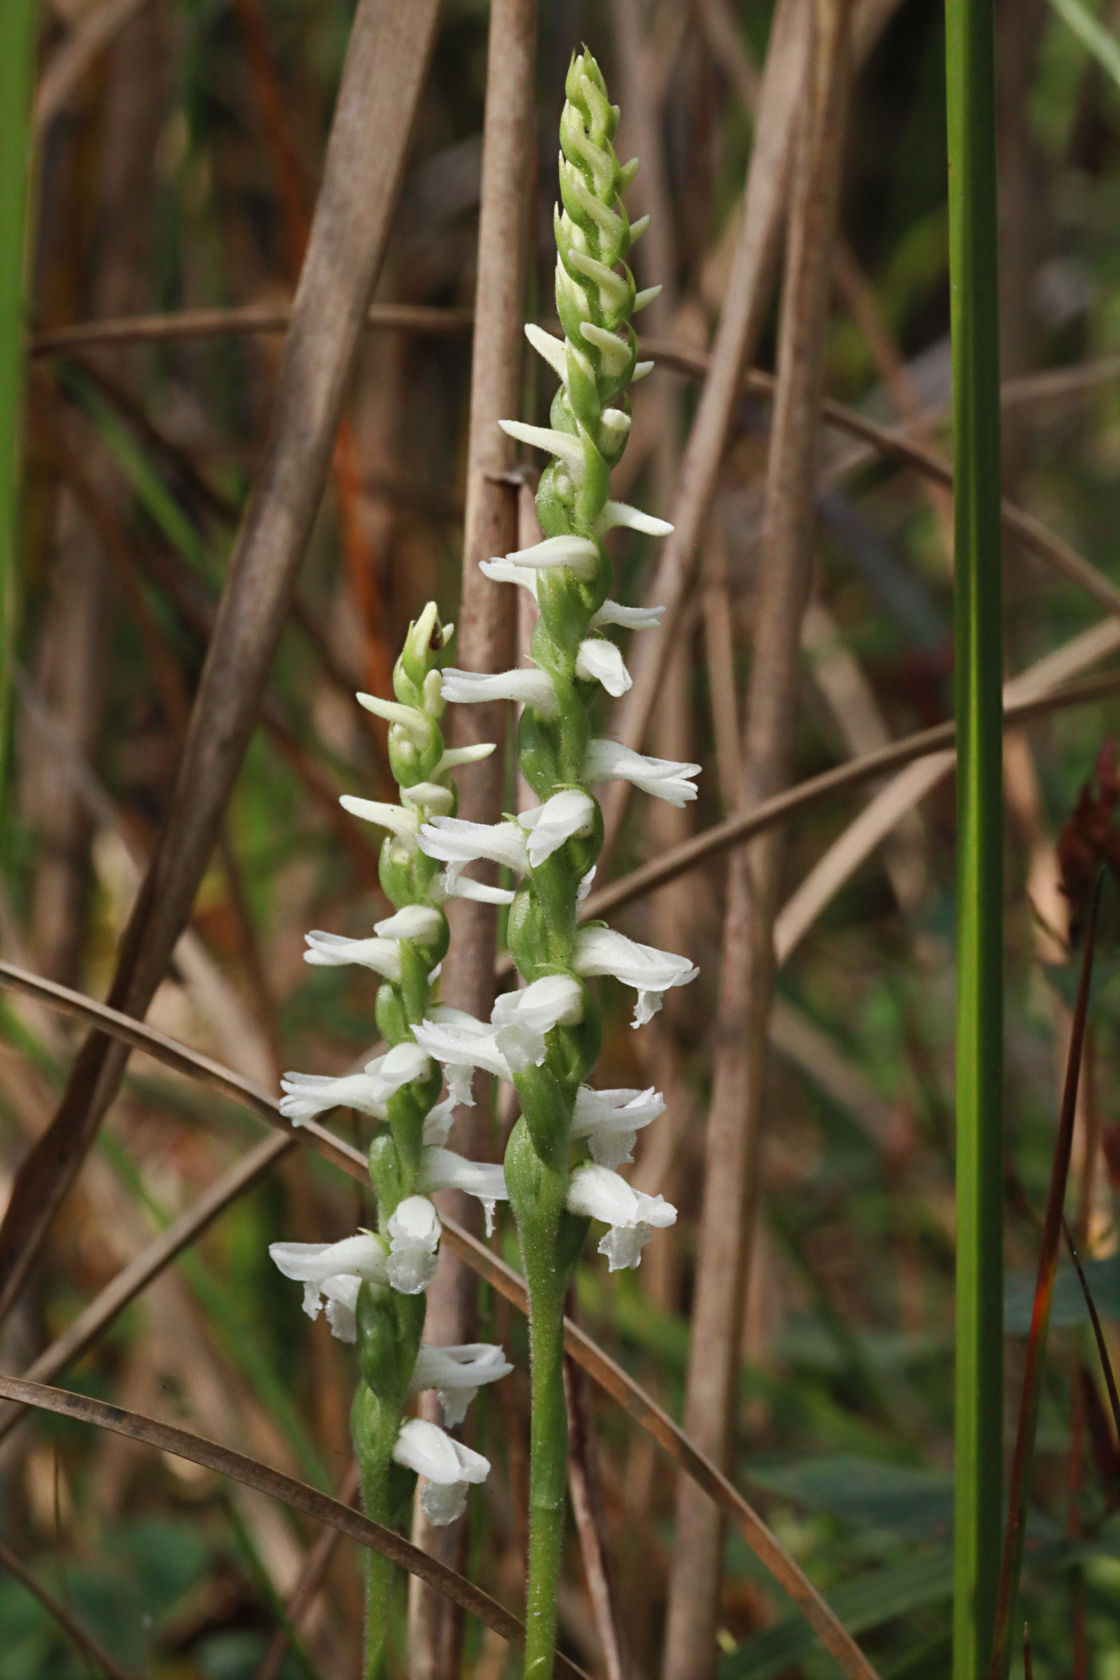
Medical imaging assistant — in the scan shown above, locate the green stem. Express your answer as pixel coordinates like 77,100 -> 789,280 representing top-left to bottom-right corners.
523,1267 -> 567,1680
352,1385 -> 402,1680
945,3 -> 1004,1677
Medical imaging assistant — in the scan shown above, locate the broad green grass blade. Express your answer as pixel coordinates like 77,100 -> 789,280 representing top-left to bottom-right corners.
0,0 -> 36,823
945,4 -> 1005,1678
1047,0 -> 1120,92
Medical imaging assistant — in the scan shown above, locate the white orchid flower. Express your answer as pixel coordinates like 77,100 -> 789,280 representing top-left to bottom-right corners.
418,815 -> 529,883
566,1163 -> 677,1271
595,499 -> 674,538
441,666 -> 558,715
439,871 -> 516,907
575,638 -> 632,696
337,797 -> 420,844
494,533 -> 599,577
584,739 -> 700,807
373,905 -> 444,942
519,789 -> 597,867
419,1146 -> 508,1236
302,930 -> 404,980
385,1195 -> 441,1295
491,975 -> 584,1072
410,1343 -> 514,1427
479,556 -> 539,595
571,1085 -> 666,1169
392,1417 -> 491,1527
268,1232 -> 388,1340
589,599 -> 665,631
574,924 -> 699,1027
411,1012 -> 512,1105
279,1043 -> 430,1126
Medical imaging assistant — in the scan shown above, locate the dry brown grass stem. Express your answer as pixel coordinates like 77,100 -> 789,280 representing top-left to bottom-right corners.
664,8 -> 854,1674
0,961 -> 881,1680
0,0 -> 441,1327
408,2 -> 534,1669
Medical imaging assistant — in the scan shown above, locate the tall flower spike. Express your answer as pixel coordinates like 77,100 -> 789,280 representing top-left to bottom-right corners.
435,48 -> 698,1680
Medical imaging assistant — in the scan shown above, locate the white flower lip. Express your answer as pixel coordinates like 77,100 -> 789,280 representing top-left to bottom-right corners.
479,557 -> 539,596
373,905 -> 443,942
269,1232 -> 387,1339
566,1163 -> 677,1272
518,789 -> 597,867
440,872 -> 516,907
574,924 -> 699,1027
279,1040 -> 429,1125
575,638 -> 632,697
419,1145 -> 508,1236
597,499 -> 674,538
392,1417 -> 491,1527
585,739 -> 700,808
411,1013 -> 513,1097
491,975 -> 584,1074
355,692 -> 431,745
411,1342 -> 513,1428
302,930 -> 403,979
385,1195 -> 441,1295
571,1085 -> 666,1169
524,321 -> 568,381
441,666 -> 558,716
498,417 -> 585,475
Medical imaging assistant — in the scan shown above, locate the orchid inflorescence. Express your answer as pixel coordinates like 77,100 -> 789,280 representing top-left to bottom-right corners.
270,46 -> 697,1679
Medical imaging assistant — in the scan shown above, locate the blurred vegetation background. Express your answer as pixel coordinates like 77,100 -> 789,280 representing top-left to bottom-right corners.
1,1 -> 1119,1676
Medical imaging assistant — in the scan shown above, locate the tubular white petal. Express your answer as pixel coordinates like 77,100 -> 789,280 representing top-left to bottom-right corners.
385,1195 -> 441,1295
338,797 -> 419,843
355,692 -> 431,744
411,1015 -> 513,1088
584,739 -> 700,807
523,321 -> 568,381
598,500 -> 674,537
575,638 -> 632,697
421,1094 -> 457,1147
373,905 -> 443,942
497,418 -> 585,474
574,925 -> 699,1027
439,872 -> 516,907
400,781 -> 454,816
432,742 -> 497,776
441,666 -> 558,715
501,534 -> 599,576
491,975 -> 583,1073
566,1163 -> 677,1271
302,930 -> 402,979
580,321 -> 632,377
634,283 -> 662,312
419,815 -> 529,880
411,1342 -> 513,1428
279,1070 -> 400,1124
598,410 -> 632,452
479,557 -> 539,595
518,788 -> 597,866
629,212 -> 651,243
632,359 -> 655,381
420,1147 -> 508,1235
589,599 -> 665,631
363,1041 -> 433,1089
269,1232 -> 387,1334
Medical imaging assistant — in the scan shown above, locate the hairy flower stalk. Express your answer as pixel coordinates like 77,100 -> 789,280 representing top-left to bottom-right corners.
269,605 -> 510,1680
418,52 -> 697,1679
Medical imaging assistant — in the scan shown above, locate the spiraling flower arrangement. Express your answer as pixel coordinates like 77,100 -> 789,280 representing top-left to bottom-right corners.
270,47 -> 696,1680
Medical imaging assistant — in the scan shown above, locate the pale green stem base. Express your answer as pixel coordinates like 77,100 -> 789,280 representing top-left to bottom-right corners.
523,1277 -> 567,1680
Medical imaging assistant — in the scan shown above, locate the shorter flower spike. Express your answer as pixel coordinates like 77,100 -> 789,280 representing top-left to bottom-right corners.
411,1343 -> 514,1427
566,1164 -> 677,1271
392,1418 -> 491,1527
574,925 -> 699,1027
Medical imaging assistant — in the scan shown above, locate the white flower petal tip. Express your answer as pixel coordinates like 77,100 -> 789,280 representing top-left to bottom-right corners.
501,535 -> 599,577
590,599 -> 665,632
373,905 -> 443,942
411,1014 -> 513,1092
574,925 -> 699,1027
440,666 -> 558,716
632,359 -> 655,381
585,740 -> 700,807
302,929 -> 402,979
440,872 -> 516,907
634,284 -> 662,313
479,557 -> 539,595
269,1233 -> 387,1339
354,693 -> 430,745
392,1418 -> 491,1526
519,789 -> 597,866
566,1164 -> 677,1271
491,975 -> 583,1074
572,1085 -> 667,1169
386,1195 -> 441,1295
399,781 -> 455,818
338,797 -> 419,843
411,1342 -> 514,1428
498,418 -> 584,474
433,742 -> 497,777
523,321 -> 568,380
576,638 -> 632,697
598,500 -> 674,538
419,815 -> 529,881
